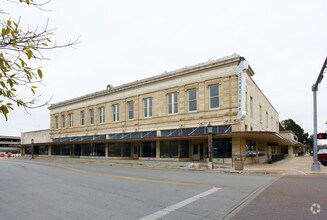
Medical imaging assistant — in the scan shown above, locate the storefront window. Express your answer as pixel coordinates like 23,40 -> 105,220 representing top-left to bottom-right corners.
246,140 -> 256,157
39,146 -> 48,155
142,142 -> 156,157
212,138 -> 232,158
52,145 -> 61,155
62,145 -> 71,155
160,141 -> 178,158
93,143 -> 105,156
109,143 -> 121,156
160,141 -> 189,158
122,143 -> 131,157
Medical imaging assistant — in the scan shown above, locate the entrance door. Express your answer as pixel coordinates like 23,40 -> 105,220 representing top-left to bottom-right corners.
193,143 -> 205,161
133,145 -> 139,159
193,144 -> 199,161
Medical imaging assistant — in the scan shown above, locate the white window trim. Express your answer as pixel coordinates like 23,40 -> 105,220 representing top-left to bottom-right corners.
112,104 -> 119,122
89,109 -> 95,125
99,107 -> 105,124
143,97 -> 152,118
209,84 -> 220,109
127,101 -> 134,120
80,111 -> 85,126
55,115 -> 59,129
188,89 -> 197,112
62,114 -> 66,128
68,113 -> 73,128
168,92 -> 178,115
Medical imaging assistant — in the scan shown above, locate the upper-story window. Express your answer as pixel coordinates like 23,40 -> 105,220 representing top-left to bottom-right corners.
259,105 -> 262,124
55,115 -> 59,129
99,107 -> 105,124
80,111 -> 85,126
188,89 -> 197,112
89,109 -> 94,125
143,97 -> 152,118
61,114 -> 66,128
168,92 -> 178,114
209,84 -> 219,109
112,104 -> 119,122
127,101 -> 134,120
250,96 -> 253,118
68,113 -> 73,128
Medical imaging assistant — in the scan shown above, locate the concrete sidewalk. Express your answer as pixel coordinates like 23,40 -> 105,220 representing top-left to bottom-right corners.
243,155 -> 327,175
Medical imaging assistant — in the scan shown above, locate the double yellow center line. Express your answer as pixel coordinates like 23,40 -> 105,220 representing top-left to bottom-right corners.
50,163 -> 215,188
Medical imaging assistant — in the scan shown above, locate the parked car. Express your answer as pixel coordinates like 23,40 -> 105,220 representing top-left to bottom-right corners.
317,149 -> 327,166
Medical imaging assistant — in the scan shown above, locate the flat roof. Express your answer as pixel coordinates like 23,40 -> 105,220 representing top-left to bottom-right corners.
49,54 -> 245,110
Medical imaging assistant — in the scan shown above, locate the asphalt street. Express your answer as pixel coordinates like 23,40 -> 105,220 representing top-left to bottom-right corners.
0,159 -> 277,220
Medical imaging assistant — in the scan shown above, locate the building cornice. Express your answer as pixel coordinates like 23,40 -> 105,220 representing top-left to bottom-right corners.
48,54 -> 243,110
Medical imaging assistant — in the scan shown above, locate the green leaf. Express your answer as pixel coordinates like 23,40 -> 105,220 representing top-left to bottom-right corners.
37,69 -> 43,78
26,50 -> 33,59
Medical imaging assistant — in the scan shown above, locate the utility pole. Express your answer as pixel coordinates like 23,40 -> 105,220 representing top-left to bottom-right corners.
31,138 -> 34,159
311,56 -> 327,172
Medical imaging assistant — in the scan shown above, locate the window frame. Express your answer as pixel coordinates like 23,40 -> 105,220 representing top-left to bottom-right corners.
209,84 -> 219,109
188,89 -> 197,112
127,101 -> 134,120
143,97 -> 152,118
55,115 -> 59,129
68,113 -> 73,128
168,92 -> 178,115
61,114 -> 66,128
112,104 -> 120,122
99,107 -> 105,124
80,111 -> 85,126
89,109 -> 94,125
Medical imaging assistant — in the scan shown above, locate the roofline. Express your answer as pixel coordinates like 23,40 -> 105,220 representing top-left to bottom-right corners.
0,136 -> 20,139
49,54 -> 243,110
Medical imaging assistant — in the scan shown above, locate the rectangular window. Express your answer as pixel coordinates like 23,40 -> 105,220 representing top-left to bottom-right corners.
61,115 -> 66,128
127,101 -> 134,120
80,111 -> 85,126
89,109 -> 94,125
112,104 -> 119,122
55,115 -> 59,129
188,89 -> 197,112
143,97 -> 152,118
168,92 -> 178,114
250,96 -> 253,118
99,107 -> 105,123
209,84 -> 219,109
68,113 -> 73,128
266,112 -> 268,128
259,105 -> 262,124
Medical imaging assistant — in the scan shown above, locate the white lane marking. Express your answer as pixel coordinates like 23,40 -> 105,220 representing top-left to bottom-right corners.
139,187 -> 221,220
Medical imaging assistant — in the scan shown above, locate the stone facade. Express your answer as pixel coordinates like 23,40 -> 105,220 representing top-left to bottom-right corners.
22,54 -> 294,165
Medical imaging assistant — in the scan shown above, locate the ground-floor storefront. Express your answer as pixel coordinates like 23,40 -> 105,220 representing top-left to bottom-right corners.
21,131 -> 296,165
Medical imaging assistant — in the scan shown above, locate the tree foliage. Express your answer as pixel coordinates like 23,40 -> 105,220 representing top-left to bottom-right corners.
281,118 -> 309,143
0,0 -> 77,120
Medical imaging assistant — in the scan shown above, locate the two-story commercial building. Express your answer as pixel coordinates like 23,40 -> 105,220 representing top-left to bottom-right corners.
21,54 -> 295,164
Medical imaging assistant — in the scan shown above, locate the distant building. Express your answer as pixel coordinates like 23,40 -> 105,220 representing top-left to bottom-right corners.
21,54 -> 297,164
0,135 -> 21,153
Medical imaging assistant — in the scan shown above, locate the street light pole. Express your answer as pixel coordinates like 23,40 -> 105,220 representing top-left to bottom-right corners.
207,122 -> 213,169
31,139 -> 34,159
311,56 -> 327,172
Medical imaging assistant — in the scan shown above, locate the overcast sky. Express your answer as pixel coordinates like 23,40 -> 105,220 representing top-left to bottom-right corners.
1,0 -> 327,143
